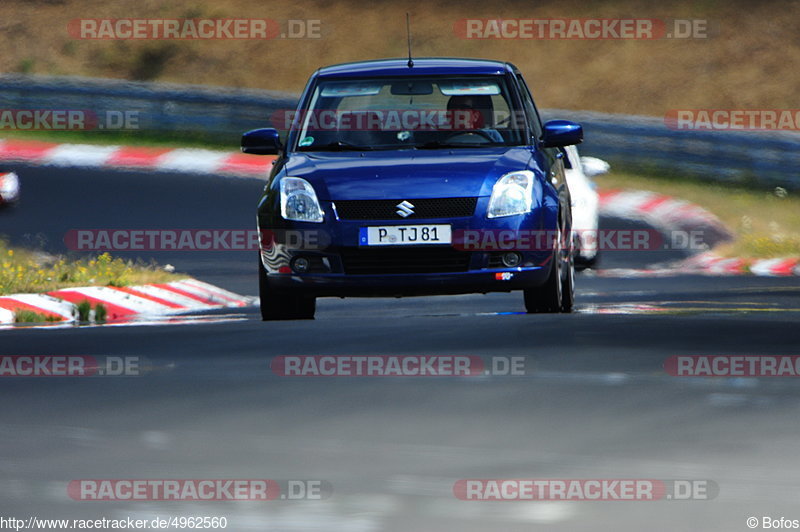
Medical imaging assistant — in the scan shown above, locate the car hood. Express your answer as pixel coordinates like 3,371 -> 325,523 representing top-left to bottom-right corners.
283,148 -> 533,200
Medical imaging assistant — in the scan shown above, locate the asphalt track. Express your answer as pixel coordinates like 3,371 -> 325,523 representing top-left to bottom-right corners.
1,164 -> 800,531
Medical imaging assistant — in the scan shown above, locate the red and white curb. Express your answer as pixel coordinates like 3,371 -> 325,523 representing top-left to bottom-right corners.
678,253 -> 800,277
3,139 -> 797,278
0,278 -> 254,325
595,254 -> 800,278
597,189 -> 800,277
598,189 -> 732,247
0,139 -> 273,178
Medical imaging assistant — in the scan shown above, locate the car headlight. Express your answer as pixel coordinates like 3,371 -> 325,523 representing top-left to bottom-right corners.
280,177 -> 324,223
487,171 -> 534,218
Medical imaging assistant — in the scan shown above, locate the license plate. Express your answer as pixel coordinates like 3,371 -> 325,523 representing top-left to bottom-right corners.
360,225 -> 452,246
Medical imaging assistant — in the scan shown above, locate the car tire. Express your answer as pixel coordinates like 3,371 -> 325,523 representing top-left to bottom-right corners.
560,240 -> 575,313
259,255 -> 316,320
524,238 -> 562,314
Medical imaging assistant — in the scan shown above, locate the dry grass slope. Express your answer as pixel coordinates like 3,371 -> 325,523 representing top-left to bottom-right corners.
0,0 -> 798,116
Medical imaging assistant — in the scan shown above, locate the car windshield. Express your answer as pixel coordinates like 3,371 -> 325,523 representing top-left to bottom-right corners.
294,76 -> 526,151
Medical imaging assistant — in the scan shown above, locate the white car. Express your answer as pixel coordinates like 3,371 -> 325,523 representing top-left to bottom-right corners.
0,172 -> 20,205
563,146 -> 610,269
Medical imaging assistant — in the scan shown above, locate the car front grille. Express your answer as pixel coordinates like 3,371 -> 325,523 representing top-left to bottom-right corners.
339,247 -> 471,275
333,198 -> 477,220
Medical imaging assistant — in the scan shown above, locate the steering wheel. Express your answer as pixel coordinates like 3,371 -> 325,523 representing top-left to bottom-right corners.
443,130 -> 496,143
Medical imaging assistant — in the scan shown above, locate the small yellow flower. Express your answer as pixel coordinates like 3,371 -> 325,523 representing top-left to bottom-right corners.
7,250 -> 13,257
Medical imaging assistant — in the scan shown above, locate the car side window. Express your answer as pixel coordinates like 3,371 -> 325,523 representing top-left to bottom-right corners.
516,75 -> 543,140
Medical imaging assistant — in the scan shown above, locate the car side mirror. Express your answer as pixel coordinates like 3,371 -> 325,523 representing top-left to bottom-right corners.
580,156 -> 610,177
540,120 -> 583,148
241,128 -> 282,155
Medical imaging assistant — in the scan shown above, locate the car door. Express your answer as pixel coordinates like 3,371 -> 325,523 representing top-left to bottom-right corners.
513,71 -> 572,236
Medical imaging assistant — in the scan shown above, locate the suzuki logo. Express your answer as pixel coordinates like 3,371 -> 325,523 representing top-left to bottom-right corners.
396,200 -> 415,218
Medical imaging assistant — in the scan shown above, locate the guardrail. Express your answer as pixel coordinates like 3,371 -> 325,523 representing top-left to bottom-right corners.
1,74 -> 798,188
0,74 -> 296,145
545,109 -> 800,189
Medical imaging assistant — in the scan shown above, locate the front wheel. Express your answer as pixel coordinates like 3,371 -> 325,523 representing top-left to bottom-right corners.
523,227 -> 574,314
258,255 -> 316,320
523,242 -> 562,313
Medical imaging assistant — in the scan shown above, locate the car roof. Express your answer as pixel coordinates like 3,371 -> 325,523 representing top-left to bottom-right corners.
315,58 -> 516,79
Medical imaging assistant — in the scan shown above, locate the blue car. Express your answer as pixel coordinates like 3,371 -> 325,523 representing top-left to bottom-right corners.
243,58 -> 583,320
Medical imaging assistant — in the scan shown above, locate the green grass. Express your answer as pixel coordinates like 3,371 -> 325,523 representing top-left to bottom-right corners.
13,309 -> 62,324
600,171 -> 800,259
95,303 -> 107,322
0,240 -> 185,296
76,300 -> 107,323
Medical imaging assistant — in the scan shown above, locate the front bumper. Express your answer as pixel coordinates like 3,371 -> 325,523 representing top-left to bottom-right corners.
258,198 -> 559,298
263,265 -> 551,297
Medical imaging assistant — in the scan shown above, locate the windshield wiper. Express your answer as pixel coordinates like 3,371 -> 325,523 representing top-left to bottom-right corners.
414,141 -> 503,149
299,141 -> 374,151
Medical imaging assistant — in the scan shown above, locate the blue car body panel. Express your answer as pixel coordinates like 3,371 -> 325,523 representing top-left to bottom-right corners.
315,58 -> 510,79
284,148 -> 536,200
255,58 -> 577,298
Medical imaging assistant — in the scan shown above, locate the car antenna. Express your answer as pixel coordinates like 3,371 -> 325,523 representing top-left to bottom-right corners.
406,13 -> 414,68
